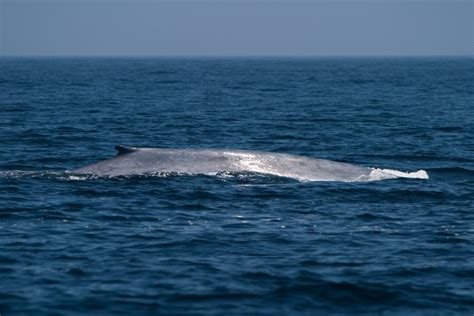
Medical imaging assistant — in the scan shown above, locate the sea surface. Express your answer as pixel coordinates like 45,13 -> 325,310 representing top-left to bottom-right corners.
0,57 -> 473,315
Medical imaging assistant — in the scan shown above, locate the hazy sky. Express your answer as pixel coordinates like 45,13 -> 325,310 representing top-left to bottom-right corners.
1,0 -> 472,56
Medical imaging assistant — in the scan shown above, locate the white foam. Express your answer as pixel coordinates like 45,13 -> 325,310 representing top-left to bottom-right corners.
368,168 -> 429,181
65,175 -> 91,181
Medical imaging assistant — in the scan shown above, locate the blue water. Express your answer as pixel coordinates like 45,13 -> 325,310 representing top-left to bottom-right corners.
1,57 -> 473,315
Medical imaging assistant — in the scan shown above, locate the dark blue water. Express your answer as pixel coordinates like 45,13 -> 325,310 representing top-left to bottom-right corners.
1,57 -> 473,315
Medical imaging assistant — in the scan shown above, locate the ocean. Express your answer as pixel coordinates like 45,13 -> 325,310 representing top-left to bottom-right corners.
0,57 -> 473,315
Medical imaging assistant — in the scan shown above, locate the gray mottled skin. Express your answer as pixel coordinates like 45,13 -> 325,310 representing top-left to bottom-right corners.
72,145 -> 373,181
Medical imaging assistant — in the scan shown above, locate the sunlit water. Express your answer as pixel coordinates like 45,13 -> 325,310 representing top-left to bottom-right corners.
1,57 -> 473,315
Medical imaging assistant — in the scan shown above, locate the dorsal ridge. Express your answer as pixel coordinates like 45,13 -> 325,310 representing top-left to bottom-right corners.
115,145 -> 136,155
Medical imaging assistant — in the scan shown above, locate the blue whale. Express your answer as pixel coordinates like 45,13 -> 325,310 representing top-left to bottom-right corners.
72,145 -> 428,182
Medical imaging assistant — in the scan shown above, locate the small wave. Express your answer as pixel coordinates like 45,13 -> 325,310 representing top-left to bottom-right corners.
155,80 -> 181,84
0,170 -> 98,181
146,70 -> 175,75
0,170 -> 47,178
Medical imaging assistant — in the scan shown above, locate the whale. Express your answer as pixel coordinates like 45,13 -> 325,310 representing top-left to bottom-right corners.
71,145 -> 429,182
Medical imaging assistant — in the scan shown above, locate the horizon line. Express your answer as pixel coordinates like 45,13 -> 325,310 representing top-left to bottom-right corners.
1,54 -> 473,59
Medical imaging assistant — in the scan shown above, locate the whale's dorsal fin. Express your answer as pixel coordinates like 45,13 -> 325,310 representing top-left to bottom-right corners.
115,145 -> 137,156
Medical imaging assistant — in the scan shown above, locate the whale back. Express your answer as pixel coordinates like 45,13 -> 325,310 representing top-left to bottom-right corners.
72,146 -> 375,181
